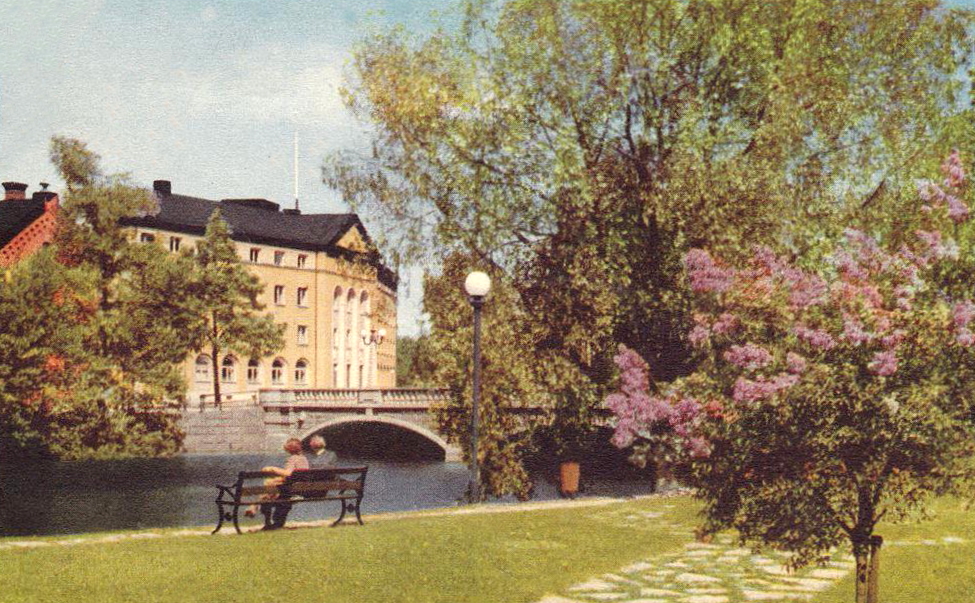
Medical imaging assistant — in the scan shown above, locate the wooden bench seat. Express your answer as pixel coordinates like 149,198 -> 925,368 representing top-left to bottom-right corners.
212,466 -> 368,534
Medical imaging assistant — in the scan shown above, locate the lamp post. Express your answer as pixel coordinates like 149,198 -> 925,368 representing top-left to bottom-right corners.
360,328 -> 386,388
464,271 -> 491,502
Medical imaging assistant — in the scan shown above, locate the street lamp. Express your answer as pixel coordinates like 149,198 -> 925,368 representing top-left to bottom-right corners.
360,328 -> 386,387
464,271 -> 491,502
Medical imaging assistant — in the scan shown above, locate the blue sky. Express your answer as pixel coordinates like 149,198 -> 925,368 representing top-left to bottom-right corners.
3,0 -> 974,336
0,0 -> 459,336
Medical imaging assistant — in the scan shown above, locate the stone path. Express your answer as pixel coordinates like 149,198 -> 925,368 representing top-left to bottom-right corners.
538,504 -> 855,603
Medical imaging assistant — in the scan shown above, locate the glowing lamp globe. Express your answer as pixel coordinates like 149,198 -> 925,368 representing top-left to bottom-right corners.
464,271 -> 491,297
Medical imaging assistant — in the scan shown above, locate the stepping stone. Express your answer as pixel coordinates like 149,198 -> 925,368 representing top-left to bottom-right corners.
686,550 -> 717,557
683,596 -> 729,603
623,599 -> 670,603
665,562 -> 690,568
640,588 -> 681,597
570,580 -> 616,592
587,594 -> 627,601
759,565 -> 791,576
685,542 -> 722,550
715,557 -> 741,564
622,562 -> 654,573
943,536 -> 965,544
604,574 -> 642,586
780,578 -> 832,590
674,573 -> 722,584
537,597 -> 586,603
741,591 -> 813,600
722,548 -> 751,556
751,557 -> 775,565
685,588 -> 727,594
807,568 -> 847,579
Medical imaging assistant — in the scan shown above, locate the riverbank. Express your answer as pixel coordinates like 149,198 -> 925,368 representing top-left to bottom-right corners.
0,494 -> 971,603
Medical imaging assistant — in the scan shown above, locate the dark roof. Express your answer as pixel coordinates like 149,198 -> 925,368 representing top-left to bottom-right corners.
0,199 -> 46,249
121,192 -> 397,289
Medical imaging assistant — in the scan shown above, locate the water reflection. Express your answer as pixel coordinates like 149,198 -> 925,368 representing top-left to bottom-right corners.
0,453 -> 656,537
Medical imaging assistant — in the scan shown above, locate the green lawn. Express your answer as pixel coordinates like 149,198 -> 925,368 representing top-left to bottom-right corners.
1,496 -> 971,603
811,498 -> 975,603
0,498 -> 697,603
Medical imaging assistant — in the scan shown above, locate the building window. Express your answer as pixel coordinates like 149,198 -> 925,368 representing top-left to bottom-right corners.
169,236 -> 181,252
274,251 -> 285,266
140,233 -> 155,243
297,287 -> 308,307
358,365 -> 364,388
249,248 -> 260,263
332,364 -> 338,386
221,356 -> 237,383
247,359 -> 260,385
297,254 -> 307,268
297,325 -> 308,345
195,355 -> 211,382
271,358 -> 286,385
295,359 -> 308,385
274,285 -> 285,305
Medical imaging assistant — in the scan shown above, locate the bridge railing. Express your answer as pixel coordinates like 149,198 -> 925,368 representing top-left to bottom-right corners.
264,388 -> 451,407
195,391 -> 261,411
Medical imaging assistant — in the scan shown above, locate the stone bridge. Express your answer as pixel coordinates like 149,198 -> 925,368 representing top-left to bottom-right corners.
181,388 -> 463,460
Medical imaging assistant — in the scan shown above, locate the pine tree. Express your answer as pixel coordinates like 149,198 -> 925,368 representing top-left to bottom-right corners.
190,210 -> 284,405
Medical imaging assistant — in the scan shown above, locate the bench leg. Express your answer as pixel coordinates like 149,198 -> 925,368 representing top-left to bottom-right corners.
331,500 -> 348,527
355,497 -> 364,525
212,505 -> 225,535
232,505 -> 242,534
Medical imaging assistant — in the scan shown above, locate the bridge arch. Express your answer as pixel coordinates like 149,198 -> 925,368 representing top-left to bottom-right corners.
299,415 -> 453,461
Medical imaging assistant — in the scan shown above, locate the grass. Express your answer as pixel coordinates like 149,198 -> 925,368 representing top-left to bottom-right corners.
1,496 -> 971,603
0,497 -> 697,603
810,498 -> 975,603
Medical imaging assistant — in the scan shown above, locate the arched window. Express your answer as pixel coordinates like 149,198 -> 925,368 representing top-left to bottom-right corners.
221,356 -> 237,383
295,359 -> 308,385
271,358 -> 286,385
247,359 -> 260,385
195,355 -> 212,383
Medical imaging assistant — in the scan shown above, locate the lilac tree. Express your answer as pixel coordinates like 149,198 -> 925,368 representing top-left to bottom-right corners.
607,152 -> 975,602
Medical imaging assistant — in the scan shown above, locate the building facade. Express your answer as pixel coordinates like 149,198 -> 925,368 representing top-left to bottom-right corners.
0,182 -> 59,267
124,180 -> 397,402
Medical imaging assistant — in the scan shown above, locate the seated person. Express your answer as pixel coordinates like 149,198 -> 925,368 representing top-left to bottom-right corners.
308,434 -> 338,466
244,438 -> 309,528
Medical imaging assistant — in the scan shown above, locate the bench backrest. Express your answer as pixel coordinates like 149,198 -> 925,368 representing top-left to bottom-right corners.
233,467 -> 368,499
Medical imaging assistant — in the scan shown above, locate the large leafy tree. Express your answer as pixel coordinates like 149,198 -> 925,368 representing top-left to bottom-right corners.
327,0 -> 974,496
188,210 -> 284,404
327,0 -> 972,377
606,152 -> 975,602
0,137 -> 205,459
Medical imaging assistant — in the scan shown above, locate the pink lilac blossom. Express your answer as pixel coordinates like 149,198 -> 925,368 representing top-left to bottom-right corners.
689,325 -> 710,347
881,330 -> 906,348
952,301 -> 975,330
786,352 -> 807,374
732,373 -> 799,403
612,345 -> 651,397
842,314 -> 872,345
956,329 -> 975,347
723,343 -> 773,370
834,251 -> 869,281
712,312 -> 739,335
868,350 -> 898,376
942,149 -> 966,188
915,230 -> 956,261
788,272 -> 828,309
794,325 -> 837,350
685,249 -> 735,293
946,195 -> 970,223
686,436 -> 711,458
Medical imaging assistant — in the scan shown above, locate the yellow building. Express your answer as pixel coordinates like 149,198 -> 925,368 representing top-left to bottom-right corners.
124,180 -> 397,402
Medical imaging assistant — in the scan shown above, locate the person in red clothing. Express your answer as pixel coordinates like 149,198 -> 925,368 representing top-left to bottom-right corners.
244,438 -> 309,528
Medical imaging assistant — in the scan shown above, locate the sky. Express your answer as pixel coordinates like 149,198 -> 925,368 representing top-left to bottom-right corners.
0,0 -> 460,336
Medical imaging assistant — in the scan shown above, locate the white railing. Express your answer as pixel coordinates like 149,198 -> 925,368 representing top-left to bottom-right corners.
196,390 -> 260,410
265,388 -> 450,407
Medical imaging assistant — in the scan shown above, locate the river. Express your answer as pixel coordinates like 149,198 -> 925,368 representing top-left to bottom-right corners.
0,453 -> 657,537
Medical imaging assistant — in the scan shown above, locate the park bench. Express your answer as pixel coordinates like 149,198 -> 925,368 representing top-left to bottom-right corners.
212,466 -> 368,534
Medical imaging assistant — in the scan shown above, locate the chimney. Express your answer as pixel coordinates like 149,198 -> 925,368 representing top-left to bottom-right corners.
3,181 -> 28,201
153,180 -> 172,196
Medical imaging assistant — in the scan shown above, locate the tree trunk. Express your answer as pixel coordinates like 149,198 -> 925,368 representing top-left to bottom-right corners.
211,314 -> 221,408
867,535 -> 883,603
854,539 -> 870,603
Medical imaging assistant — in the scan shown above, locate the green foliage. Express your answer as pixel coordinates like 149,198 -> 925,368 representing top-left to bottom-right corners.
187,210 -> 285,403
396,334 -> 439,387
327,0 -> 975,492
